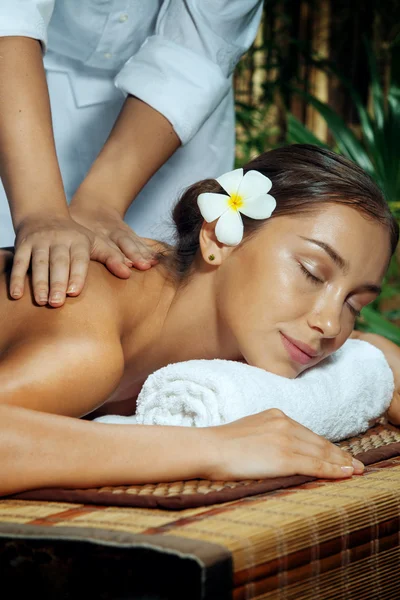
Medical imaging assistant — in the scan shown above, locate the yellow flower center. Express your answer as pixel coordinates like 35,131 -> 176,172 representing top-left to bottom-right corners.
228,193 -> 244,211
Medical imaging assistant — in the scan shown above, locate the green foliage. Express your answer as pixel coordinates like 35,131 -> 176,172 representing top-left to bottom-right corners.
235,102 -> 280,166
288,38 -> 400,217
356,307 -> 400,344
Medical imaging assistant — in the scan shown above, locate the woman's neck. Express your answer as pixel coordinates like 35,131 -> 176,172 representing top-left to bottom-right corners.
119,261 -> 241,382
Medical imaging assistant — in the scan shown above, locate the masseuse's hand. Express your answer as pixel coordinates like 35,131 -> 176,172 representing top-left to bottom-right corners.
11,213 -> 133,307
207,409 -> 364,480
69,204 -> 159,271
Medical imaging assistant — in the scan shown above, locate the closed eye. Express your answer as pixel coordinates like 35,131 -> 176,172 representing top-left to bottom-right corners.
300,263 -> 361,318
299,263 -> 322,284
347,303 -> 361,317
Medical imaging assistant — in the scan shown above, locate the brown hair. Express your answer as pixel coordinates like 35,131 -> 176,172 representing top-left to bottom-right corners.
170,144 -> 398,277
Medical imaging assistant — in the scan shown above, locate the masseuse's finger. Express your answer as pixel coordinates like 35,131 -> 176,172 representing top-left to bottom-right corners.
66,243 -> 91,297
116,234 -> 159,270
91,237 -> 132,279
47,244 -> 70,307
31,245 -> 50,305
9,243 -> 31,299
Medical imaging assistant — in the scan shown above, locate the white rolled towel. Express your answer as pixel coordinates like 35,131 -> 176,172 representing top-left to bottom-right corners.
95,339 -> 394,442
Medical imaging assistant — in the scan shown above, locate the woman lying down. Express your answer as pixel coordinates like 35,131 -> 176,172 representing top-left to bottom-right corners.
1,144 -> 400,497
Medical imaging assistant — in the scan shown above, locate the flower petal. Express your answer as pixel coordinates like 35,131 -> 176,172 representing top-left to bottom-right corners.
237,170 -> 272,200
197,192 -> 229,222
216,168 -> 243,197
215,209 -> 244,246
240,194 -> 276,219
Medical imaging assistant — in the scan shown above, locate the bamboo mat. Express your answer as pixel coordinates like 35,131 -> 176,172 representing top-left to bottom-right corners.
1,421 -> 400,598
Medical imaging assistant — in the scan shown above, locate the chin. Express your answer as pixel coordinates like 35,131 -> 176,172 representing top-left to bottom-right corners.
245,355 -> 299,379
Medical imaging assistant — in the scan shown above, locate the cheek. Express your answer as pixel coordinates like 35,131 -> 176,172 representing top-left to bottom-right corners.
225,253 -> 307,327
262,258 -> 311,319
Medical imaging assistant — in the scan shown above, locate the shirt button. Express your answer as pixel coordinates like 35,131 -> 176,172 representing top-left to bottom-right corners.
104,52 -> 113,59
119,14 -> 128,22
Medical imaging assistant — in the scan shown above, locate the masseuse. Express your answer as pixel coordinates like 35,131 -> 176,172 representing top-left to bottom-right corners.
0,0 -> 263,306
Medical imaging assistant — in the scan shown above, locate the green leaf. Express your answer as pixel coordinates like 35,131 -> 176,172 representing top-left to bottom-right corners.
364,38 -> 385,132
312,59 -> 377,155
291,88 -> 375,176
386,42 -> 400,201
357,306 -> 400,345
286,113 -> 329,147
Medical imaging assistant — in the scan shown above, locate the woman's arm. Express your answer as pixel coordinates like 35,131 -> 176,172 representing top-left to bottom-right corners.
0,404 -> 208,496
0,404 -> 361,497
350,331 -> 400,425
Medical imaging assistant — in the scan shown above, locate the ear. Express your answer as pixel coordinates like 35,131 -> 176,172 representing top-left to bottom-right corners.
199,221 -> 234,266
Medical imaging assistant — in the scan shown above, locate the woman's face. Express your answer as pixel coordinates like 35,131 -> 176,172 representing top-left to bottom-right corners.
215,203 -> 391,378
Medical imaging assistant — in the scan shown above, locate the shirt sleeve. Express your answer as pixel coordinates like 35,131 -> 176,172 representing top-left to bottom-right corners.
114,0 -> 264,145
0,0 -> 55,51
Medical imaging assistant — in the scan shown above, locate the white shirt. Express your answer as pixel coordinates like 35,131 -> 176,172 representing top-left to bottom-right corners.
0,0 -> 263,144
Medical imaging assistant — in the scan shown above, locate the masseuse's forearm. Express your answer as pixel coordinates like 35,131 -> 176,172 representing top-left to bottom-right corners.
0,404 -> 211,496
0,37 -> 68,227
70,96 -> 181,216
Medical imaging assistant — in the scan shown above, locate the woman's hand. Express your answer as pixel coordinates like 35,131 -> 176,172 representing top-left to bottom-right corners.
10,212 -> 134,307
69,204 -> 159,271
206,409 -> 364,481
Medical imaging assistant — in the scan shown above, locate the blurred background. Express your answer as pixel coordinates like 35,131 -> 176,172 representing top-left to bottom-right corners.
233,0 -> 400,342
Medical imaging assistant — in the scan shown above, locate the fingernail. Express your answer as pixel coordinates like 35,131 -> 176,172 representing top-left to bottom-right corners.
12,288 -> 21,298
341,466 -> 354,475
38,294 -> 48,303
67,284 -> 76,294
51,293 -> 62,303
352,458 -> 364,471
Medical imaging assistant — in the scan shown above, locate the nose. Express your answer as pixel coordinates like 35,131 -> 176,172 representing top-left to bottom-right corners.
307,297 -> 342,338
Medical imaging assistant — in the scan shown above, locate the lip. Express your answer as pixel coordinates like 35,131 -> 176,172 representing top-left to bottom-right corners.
280,332 -> 320,365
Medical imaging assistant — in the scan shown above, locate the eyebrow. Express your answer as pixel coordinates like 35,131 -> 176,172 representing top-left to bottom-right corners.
299,236 -> 382,295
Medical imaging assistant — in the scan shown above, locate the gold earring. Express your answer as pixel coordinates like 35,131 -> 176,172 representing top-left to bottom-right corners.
208,254 -> 215,261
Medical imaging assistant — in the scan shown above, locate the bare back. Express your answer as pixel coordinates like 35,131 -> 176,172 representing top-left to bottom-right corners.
0,249 -> 128,416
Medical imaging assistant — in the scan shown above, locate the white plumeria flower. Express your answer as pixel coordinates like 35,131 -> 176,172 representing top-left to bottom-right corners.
197,168 -> 276,245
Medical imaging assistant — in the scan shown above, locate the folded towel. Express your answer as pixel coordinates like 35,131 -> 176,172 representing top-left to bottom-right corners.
95,339 -> 394,442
